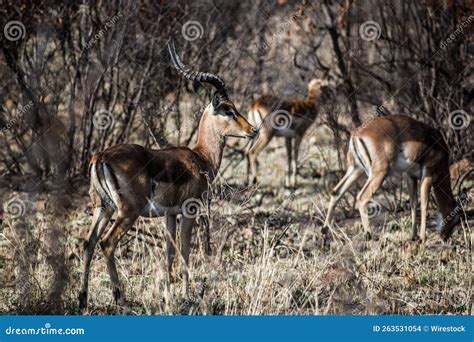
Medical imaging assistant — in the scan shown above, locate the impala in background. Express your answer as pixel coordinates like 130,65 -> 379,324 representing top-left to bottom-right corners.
246,78 -> 328,187
324,115 -> 462,242
78,42 -> 257,308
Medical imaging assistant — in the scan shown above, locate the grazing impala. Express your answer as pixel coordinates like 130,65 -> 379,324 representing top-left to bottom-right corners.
324,115 -> 461,242
246,78 -> 327,187
78,42 -> 257,308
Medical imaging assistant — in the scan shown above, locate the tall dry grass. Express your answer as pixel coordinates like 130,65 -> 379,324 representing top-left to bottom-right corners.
0,126 -> 472,315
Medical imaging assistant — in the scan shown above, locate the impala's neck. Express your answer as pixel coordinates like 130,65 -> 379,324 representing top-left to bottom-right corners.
193,105 -> 225,178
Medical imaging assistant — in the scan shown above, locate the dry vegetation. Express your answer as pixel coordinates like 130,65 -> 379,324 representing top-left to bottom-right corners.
1,125 -> 472,315
0,0 -> 473,315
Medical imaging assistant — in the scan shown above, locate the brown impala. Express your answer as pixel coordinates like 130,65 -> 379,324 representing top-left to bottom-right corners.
78,42 -> 257,308
246,78 -> 327,187
324,115 -> 461,242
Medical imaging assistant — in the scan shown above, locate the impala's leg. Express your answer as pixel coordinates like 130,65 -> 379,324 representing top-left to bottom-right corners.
79,206 -> 113,308
180,216 -> 195,298
247,131 -> 272,184
356,170 -> 387,239
100,213 -> 138,305
291,134 -> 303,187
406,177 -> 419,240
419,175 -> 433,242
285,137 -> 293,187
164,214 -> 177,295
324,166 -> 364,229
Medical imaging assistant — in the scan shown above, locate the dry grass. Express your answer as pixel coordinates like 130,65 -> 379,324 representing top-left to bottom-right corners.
0,126 -> 472,315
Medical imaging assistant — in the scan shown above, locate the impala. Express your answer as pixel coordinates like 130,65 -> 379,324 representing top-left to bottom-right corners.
324,115 -> 461,242
246,78 -> 327,187
78,42 -> 257,308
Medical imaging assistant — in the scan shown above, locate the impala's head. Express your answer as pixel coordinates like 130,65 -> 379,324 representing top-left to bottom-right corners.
168,41 -> 257,140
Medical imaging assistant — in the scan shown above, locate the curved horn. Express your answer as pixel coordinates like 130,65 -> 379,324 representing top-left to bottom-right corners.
167,41 -> 227,96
